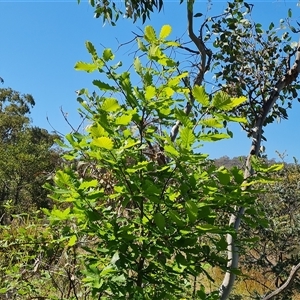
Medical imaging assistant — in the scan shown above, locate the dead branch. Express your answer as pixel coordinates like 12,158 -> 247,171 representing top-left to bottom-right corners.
262,262 -> 300,300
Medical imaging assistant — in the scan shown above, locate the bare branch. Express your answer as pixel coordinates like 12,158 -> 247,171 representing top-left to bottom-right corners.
262,262 -> 300,300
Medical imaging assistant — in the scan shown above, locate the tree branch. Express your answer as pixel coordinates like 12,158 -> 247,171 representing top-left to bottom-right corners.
170,0 -> 211,142
262,262 -> 300,300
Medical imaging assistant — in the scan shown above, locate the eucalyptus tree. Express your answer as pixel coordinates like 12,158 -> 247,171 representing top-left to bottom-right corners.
0,88 -> 60,220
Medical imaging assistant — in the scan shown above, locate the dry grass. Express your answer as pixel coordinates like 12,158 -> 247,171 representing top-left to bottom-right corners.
195,266 -> 300,299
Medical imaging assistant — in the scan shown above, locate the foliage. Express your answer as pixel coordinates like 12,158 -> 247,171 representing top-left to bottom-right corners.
239,161 -> 300,299
0,88 -> 61,221
43,25 -> 273,299
79,0 -> 164,24
0,210 -> 85,299
203,1 -> 300,138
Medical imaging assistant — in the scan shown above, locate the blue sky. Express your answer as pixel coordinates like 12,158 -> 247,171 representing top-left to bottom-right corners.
1,0 -> 300,162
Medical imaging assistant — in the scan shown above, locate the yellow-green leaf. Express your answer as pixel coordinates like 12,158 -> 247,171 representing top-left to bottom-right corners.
137,38 -> 147,51
201,118 -> 223,128
115,114 -> 132,125
134,57 -> 142,74
165,41 -> 180,47
89,123 -> 107,137
74,61 -> 97,73
164,144 -> 179,157
145,86 -> 156,101
193,86 -> 210,107
162,86 -> 174,97
144,25 -> 156,43
199,133 -> 230,141
101,98 -> 120,112
102,48 -> 114,61
68,235 -> 77,247
180,127 -> 195,149
231,96 -> 247,108
213,92 -> 243,111
93,80 -> 116,91
93,137 -> 114,150
85,41 -> 98,58
159,24 -> 172,39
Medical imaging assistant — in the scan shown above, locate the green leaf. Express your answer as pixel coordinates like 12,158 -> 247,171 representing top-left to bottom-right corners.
230,96 -> 247,108
196,224 -> 221,233
89,123 -> 107,137
110,251 -> 120,264
134,57 -> 142,74
231,167 -> 244,184
185,200 -> 198,223
51,207 -> 71,220
86,41 -> 98,58
145,85 -> 156,101
93,80 -> 116,91
159,24 -> 172,39
193,86 -> 210,107
115,114 -> 132,125
251,157 -> 284,173
164,144 -> 179,157
102,48 -> 114,61
54,170 -> 71,185
180,127 -> 195,149
66,133 -> 77,146
194,12 -> 203,17
169,210 -> 185,227
165,41 -> 180,47
101,98 -> 120,112
75,61 -> 97,73
288,8 -> 292,18
199,133 -> 230,141
92,137 -> 114,150
137,38 -> 147,51
266,164 -> 284,172
126,161 -> 149,173
144,25 -> 156,43
217,168 -> 231,185
154,212 -> 165,231
175,108 -> 193,127
217,114 -> 247,124
212,92 -> 232,110
68,235 -> 77,247
79,179 -> 98,190
201,118 -> 223,128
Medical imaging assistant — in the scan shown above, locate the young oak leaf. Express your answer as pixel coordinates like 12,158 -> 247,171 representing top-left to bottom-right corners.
92,137 -> 114,150
159,24 -> 172,39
